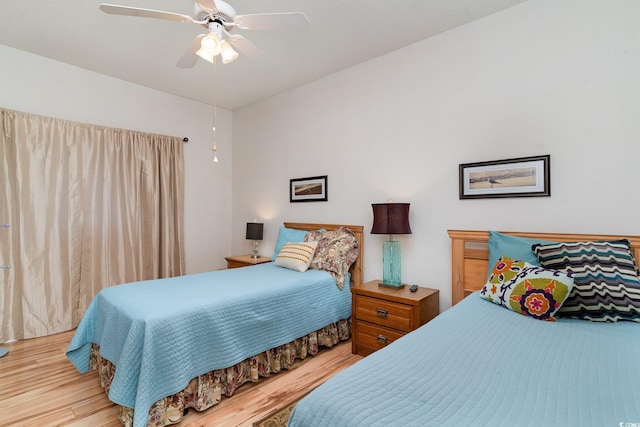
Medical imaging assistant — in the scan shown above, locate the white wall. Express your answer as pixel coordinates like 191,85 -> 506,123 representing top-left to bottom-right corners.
232,0 -> 640,309
0,44 -> 232,274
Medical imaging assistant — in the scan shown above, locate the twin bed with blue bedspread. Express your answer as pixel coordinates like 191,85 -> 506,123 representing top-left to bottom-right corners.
66,222 -> 363,427
288,229 -> 640,426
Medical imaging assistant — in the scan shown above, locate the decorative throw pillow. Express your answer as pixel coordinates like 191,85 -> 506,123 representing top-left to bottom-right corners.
305,228 -> 359,290
274,241 -> 318,272
532,240 -> 640,322
487,231 -> 555,278
480,256 -> 574,321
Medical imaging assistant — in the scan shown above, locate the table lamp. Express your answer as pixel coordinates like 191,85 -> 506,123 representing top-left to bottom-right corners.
371,203 -> 412,288
246,222 -> 264,259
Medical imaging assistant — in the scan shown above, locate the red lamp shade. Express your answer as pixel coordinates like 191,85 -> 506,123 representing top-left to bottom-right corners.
371,203 -> 412,235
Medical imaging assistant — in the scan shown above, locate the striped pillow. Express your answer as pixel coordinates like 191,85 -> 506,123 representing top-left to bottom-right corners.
274,241 -> 318,272
532,240 -> 640,322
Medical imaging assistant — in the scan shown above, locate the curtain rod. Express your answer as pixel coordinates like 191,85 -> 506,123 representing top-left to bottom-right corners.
3,106 -> 191,143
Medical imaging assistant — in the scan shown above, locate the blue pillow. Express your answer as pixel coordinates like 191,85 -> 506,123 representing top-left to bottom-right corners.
487,231 -> 555,278
271,227 -> 309,261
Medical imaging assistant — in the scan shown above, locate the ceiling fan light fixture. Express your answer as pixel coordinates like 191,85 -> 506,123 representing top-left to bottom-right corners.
220,40 -> 238,64
196,32 -> 222,63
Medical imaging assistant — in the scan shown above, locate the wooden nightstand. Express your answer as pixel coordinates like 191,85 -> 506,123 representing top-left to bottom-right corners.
225,254 -> 271,269
351,280 -> 439,356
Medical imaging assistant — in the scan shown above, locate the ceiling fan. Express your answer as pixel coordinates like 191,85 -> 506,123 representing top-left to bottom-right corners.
99,0 -> 310,71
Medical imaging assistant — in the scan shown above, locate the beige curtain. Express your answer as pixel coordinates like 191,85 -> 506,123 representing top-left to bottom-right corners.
0,108 -> 184,341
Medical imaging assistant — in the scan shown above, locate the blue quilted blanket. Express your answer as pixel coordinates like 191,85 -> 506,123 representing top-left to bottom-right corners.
289,293 -> 640,426
66,263 -> 351,427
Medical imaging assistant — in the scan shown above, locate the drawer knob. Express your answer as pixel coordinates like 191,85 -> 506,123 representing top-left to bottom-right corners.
376,308 -> 388,318
376,334 -> 388,344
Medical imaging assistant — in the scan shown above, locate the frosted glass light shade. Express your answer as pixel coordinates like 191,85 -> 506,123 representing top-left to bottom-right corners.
196,33 -> 222,63
382,240 -> 402,287
220,40 -> 239,64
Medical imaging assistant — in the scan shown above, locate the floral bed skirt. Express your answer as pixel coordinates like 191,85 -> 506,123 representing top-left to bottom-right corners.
89,318 -> 351,427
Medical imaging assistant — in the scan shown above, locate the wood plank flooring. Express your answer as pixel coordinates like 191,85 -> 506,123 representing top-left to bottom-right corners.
0,330 -> 362,427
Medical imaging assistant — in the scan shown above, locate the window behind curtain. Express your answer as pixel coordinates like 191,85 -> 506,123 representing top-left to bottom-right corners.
0,107 -> 185,341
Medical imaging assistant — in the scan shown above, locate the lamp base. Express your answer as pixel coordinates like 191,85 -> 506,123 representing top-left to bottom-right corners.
378,282 -> 405,289
251,240 -> 260,259
382,240 -> 402,287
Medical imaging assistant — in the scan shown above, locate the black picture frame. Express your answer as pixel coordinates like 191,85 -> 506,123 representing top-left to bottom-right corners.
459,155 -> 550,199
290,175 -> 328,202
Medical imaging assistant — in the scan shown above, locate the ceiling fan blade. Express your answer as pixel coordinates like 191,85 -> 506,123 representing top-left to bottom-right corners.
99,4 -> 196,23
227,34 -> 278,73
195,0 -> 218,13
233,12 -> 310,31
176,35 -> 205,68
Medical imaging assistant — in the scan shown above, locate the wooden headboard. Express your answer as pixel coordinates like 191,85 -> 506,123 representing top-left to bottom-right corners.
285,222 -> 364,287
448,230 -> 640,305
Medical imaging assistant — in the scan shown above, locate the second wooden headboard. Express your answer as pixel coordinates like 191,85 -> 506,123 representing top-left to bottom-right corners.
448,229 -> 640,305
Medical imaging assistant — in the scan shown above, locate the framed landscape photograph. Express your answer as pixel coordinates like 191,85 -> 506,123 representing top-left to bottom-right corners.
290,175 -> 328,202
459,155 -> 550,199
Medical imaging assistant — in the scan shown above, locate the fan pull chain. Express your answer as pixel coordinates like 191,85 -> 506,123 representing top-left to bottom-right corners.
212,56 -> 219,163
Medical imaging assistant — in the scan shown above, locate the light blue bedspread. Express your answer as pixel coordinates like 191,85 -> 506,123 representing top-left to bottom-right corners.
289,292 -> 640,427
66,263 -> 351,427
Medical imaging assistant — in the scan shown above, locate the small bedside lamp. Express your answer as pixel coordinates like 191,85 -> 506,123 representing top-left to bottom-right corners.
371,203 -> 412,288
246,222 -> 264,259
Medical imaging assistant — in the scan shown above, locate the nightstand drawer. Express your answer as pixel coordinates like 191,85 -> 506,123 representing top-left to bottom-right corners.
355,295 -> 413,332
355,321 -> 404,353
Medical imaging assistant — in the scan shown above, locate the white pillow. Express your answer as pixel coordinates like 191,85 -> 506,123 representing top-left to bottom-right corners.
274,241 -> 318,272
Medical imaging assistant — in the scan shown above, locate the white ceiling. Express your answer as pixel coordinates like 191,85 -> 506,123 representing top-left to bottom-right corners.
0,0 -> 526,110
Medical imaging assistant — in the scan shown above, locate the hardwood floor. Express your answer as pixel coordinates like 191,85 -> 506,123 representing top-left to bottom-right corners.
0,330 -> 362,427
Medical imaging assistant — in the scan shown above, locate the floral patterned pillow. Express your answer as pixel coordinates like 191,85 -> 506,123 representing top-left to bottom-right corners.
305,227 -> 359,290
480,256 -> 574,321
